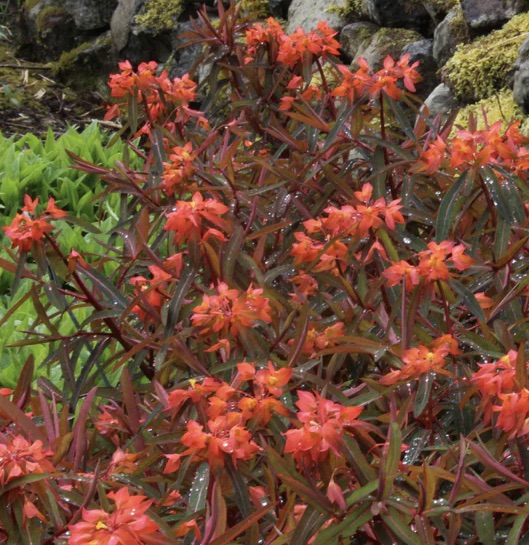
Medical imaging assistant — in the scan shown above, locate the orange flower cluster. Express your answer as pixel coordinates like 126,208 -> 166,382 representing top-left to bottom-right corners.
380,335 -> 460,385
291,322 -> 345,357
163,191 -> 229,244
0,435 -> 54,486
291,183 -> 404,274
67,487 -> 169,545
471,350 -> 529,438
130,265 -> 173,323
166,362 -> 292,469
414,121 -> 529,175
284,391 -> 363,467
180,415 -> 260,470
332,54 -> 422,103
104,60 -> 207,132
279,75 -> 322,111
191,282 -> 272,336
3,195 -> 66,252
245,19 -> 340,68
384,241 -> 474,289
161,142 -> 196,195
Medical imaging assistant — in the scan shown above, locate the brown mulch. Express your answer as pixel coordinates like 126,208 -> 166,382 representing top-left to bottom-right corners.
0,44 -> 107,138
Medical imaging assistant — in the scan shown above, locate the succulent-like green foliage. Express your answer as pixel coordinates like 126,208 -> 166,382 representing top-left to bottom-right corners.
134,0 -> 183,32
442,12 -> 529,103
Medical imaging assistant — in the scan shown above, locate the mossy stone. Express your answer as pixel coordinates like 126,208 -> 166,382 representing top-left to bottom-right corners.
353,27 -> 423,70
134,0 -> 183,33
452,87 -> 529,135
239,0 -> 269,18
442,12 -> 529,103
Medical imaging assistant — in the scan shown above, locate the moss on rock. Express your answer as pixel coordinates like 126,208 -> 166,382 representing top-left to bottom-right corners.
51,35 -> 113,90
35,6 -> 70,33
134,0 -> 183,33
442,12 -> 529,103
327,0 -> 368,20
239,0 -> 269,18
453,88 -> 529,135
354,27 -> 423,70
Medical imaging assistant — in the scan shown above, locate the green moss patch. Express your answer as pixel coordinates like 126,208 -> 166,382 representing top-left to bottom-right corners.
442,12 -> 529,103
453,88 -> 529,135
134,0 -> 183,33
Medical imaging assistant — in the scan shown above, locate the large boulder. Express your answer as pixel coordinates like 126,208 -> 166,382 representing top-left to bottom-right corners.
339,21 -> 379,61
22,0 -> 77,60
401,39 -> 439,99
286,0 -> 348,33
353,27 -> 424,71
63,0 -> 117,31
364,0 -> 433,35
513,37 -> 529,114
52,32 -> 114,91
442,12 -> 529,102
433,4 -> 470,67
424,83 -> 459,118
460,0 -> 529,30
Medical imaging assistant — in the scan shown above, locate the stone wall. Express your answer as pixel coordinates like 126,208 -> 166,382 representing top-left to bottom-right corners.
14,0 -> 529,121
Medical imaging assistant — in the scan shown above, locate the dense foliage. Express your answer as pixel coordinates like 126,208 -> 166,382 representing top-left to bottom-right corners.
2,4 -> 529,543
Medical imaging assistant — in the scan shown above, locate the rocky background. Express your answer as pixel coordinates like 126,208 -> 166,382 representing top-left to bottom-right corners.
6,0 -> 529,130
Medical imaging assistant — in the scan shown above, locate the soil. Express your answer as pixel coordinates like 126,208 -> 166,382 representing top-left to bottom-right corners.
0,40 -> 107,137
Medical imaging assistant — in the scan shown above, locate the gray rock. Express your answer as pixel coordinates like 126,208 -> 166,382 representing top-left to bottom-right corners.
460,0 -> 529,30
424,83 -> 459,117
433,5 -> 470,67
167,22 -> 202,78
514,36 -> 529,69
365,0 -> 433,34
513,61 -> 529,113
354,27 -> 423,71
269,0 -> 292,18
53,32 -> 115,91
64,0 -> 118,31
286,0 -> 348,33
110,0 -> 145,53
339,22 -> 379,61
23,0 -> 77,60
401,39 -> 439,99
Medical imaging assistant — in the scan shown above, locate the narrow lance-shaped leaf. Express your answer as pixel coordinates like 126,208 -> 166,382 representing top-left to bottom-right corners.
435,171 -> 467,243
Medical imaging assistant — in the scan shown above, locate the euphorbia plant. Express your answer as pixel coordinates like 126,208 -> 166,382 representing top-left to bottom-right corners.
4,2 -> 529,543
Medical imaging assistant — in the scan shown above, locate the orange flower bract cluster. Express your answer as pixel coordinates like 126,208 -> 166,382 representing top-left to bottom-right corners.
332,54 -> 422,103
284,391 -> 363,467
104,60 -> 208,133
130,265 -> 173,323
67,487 -> 169,545
384,241 -> 474,289
0,435 -> 54,486
245,19 -> 341,68
3,195 -> 66,252
471,350 -> 529,438
164,191 -> 229,244
380,335 -> 460,385
191,282 -> 272,336
166,362 -> 292,469
291,183 -> 404,274
414,121 -> 529,175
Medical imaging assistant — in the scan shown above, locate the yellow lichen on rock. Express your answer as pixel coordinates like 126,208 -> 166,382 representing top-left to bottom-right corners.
442,12 -> 529,103
134,0 -> 183,33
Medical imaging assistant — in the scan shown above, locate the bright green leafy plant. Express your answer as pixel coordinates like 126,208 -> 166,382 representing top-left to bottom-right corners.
3,3 -> 529,543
